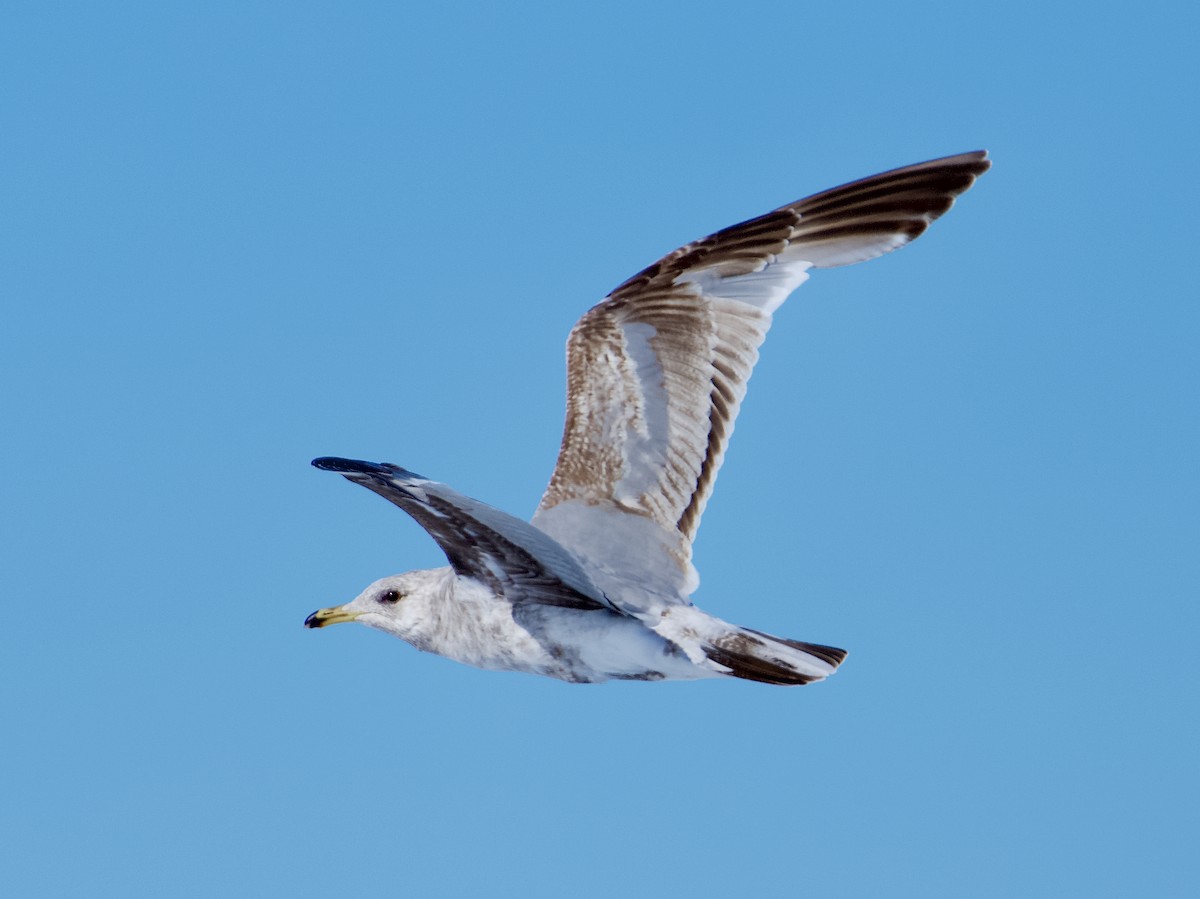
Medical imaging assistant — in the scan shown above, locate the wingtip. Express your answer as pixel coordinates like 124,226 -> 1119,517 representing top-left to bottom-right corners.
966,148 -> 991,172
312,456 -> 429,482
950,149 -> 991,177
887,149 -> 991,180
312,456 -> 383,474
937,148 -> 989,163
898,149 -> 991,180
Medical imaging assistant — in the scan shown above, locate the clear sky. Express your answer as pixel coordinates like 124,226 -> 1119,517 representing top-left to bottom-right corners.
3,2 -> 1197,896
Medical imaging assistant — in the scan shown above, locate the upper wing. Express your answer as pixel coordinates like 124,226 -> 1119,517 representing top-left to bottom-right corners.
531,151 -> 991,605
313,457 -> 614,611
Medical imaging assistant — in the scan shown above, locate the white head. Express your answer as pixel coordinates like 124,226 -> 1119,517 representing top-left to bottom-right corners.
304,568 -> 451,642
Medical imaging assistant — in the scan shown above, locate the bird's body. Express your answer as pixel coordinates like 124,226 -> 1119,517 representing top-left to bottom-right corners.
349,569 -> 711,683
307,151 -> 990,685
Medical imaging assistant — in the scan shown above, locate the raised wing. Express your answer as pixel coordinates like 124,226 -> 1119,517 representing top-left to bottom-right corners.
532,151 -> 990,605
313,457 -> 614,611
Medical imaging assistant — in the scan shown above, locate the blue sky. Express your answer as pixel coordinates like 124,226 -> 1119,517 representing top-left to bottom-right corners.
3,2 -> 1197,896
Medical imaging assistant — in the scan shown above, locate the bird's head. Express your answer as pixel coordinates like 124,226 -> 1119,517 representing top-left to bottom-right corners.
304,569 -> 448,641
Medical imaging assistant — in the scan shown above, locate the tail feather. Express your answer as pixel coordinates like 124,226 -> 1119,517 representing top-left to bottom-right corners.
651,606 -> 847,686
705,629 -> 848,686
744,628 -> 849,669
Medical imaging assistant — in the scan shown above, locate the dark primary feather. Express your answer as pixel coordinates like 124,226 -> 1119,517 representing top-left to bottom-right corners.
609,150 -> 991,295
312,457 -> 612,611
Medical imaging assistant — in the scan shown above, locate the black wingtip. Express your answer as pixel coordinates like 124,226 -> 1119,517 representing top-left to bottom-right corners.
312,456 -> 429,482
962,149 -> 991,175
312,456 -> 386,474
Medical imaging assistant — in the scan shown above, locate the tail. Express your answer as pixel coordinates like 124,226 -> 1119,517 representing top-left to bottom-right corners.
653,607 -> 847,686
704,628 -> 847,685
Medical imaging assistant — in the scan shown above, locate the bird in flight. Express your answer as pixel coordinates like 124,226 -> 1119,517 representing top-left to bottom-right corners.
306,151 -> 990,684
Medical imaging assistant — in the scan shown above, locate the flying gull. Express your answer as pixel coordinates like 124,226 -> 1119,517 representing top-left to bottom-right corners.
306,151 -> 990,684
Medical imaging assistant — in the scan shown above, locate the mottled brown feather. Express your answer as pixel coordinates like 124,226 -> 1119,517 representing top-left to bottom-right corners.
536,151 -> 990,589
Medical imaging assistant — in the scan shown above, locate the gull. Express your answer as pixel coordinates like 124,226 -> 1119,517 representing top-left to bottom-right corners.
305,151 -> 990,684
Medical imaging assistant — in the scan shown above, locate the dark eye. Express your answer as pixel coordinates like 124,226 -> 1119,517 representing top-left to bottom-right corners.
379,589 -> 403,604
